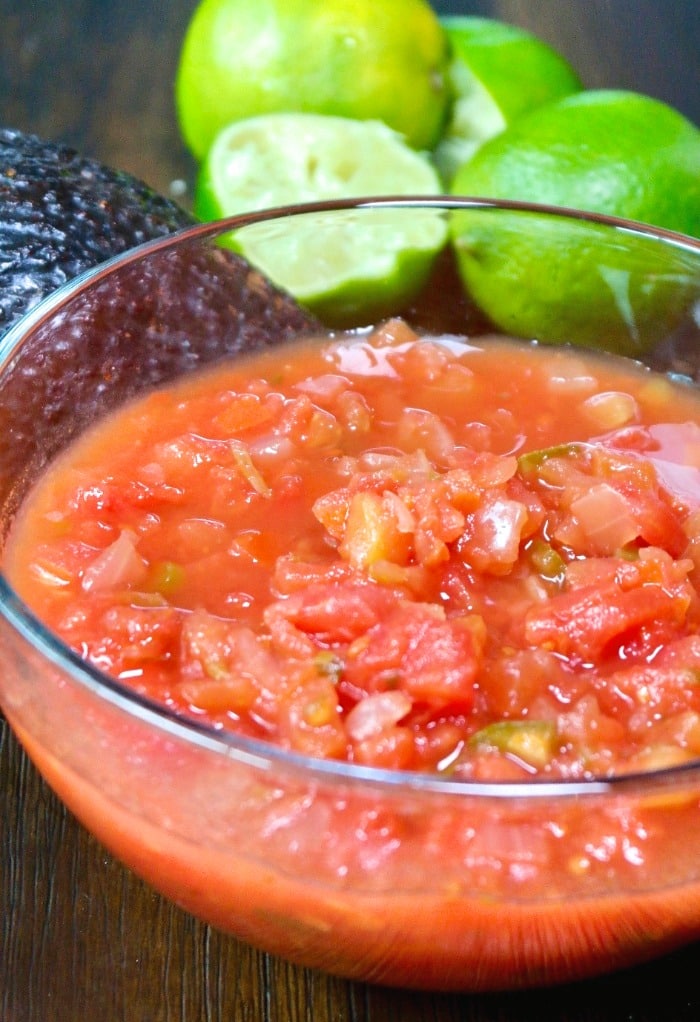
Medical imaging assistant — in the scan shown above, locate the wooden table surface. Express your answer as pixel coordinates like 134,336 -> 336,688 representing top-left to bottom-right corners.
1,2 -> 699,1019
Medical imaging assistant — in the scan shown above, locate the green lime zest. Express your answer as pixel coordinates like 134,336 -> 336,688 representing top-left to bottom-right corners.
517,442 -> 586,477
526,539 -> 566,584
470,719 -> 558,768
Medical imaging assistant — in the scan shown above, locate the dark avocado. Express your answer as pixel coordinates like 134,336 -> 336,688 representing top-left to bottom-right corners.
0,126 -> 200,335
0,128 -> 321,524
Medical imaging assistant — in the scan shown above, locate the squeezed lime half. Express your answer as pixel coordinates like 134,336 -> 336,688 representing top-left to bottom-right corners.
434,15 -> 582,184
195,114 -> 447,326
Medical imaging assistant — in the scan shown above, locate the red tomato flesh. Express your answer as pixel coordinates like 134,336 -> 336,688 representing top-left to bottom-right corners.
7,321 -> 700,780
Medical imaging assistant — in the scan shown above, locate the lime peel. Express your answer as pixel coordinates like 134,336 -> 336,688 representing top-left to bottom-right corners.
450,90 -> 700,354
176,0 -> 451,159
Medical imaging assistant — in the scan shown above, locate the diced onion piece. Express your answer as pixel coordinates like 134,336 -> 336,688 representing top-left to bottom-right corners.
229,440 -> 272,497
581,391 -> 638,430
346,690 -> 413,742
396,407 -> 456,466
179,674 -> 258,714
336,390 -> 372,433
339,490 -> 412,568
372,317 -> 419,347
546,357 -> 598,395
294,373 -> 349,403
568,483 -> 639,555
214,392 -> 279,434
462,496 -> 528,575
304,407 -> 343,449
381,490 -> 415,533
81,530 -> 147,593
30,558 -> 75,588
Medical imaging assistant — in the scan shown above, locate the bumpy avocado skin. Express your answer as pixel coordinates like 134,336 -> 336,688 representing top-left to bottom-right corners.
0,128 -> 323,522
0,126 -> 197,334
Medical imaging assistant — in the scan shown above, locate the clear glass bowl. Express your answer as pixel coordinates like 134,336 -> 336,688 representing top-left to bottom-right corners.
1,197 -> 700,992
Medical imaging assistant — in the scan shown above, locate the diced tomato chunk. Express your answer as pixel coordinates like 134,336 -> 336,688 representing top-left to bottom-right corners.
342,602 -> 482,708
352,726 -> 416,769
265,581 -> 397,647
11,322 -> 700,784
524,579 -> 689,661
277,674 -> 348,760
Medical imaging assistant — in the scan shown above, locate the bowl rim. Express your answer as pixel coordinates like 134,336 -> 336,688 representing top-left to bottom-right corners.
2,193 -> 700,801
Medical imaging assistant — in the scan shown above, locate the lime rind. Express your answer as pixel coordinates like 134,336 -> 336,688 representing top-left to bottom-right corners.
448,89 -> 700,354
450,91 -> 700,235
176,0 -> 451,159
450,207 -> 700,355
434,62 -> 506,180
442,17 -> 582,124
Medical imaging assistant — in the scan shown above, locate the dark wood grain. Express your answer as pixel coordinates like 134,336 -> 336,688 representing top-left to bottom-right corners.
480,0 -> 700,125
1,2 -> 699,1018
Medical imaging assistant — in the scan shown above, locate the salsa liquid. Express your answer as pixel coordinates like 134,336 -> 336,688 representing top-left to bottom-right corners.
8,319 -> 700,780
8,320 -> 700,988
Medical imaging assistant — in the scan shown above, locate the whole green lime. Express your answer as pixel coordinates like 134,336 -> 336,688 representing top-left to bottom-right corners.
450,90 -> 700,355
434,15 -> 583,184
176,0 -> 451,160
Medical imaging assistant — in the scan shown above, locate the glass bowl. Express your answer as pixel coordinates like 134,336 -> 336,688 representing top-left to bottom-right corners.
1,197 -> 700,992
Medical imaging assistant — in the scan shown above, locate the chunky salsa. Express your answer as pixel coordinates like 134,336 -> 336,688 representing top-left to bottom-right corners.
7,319 -> 700,781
